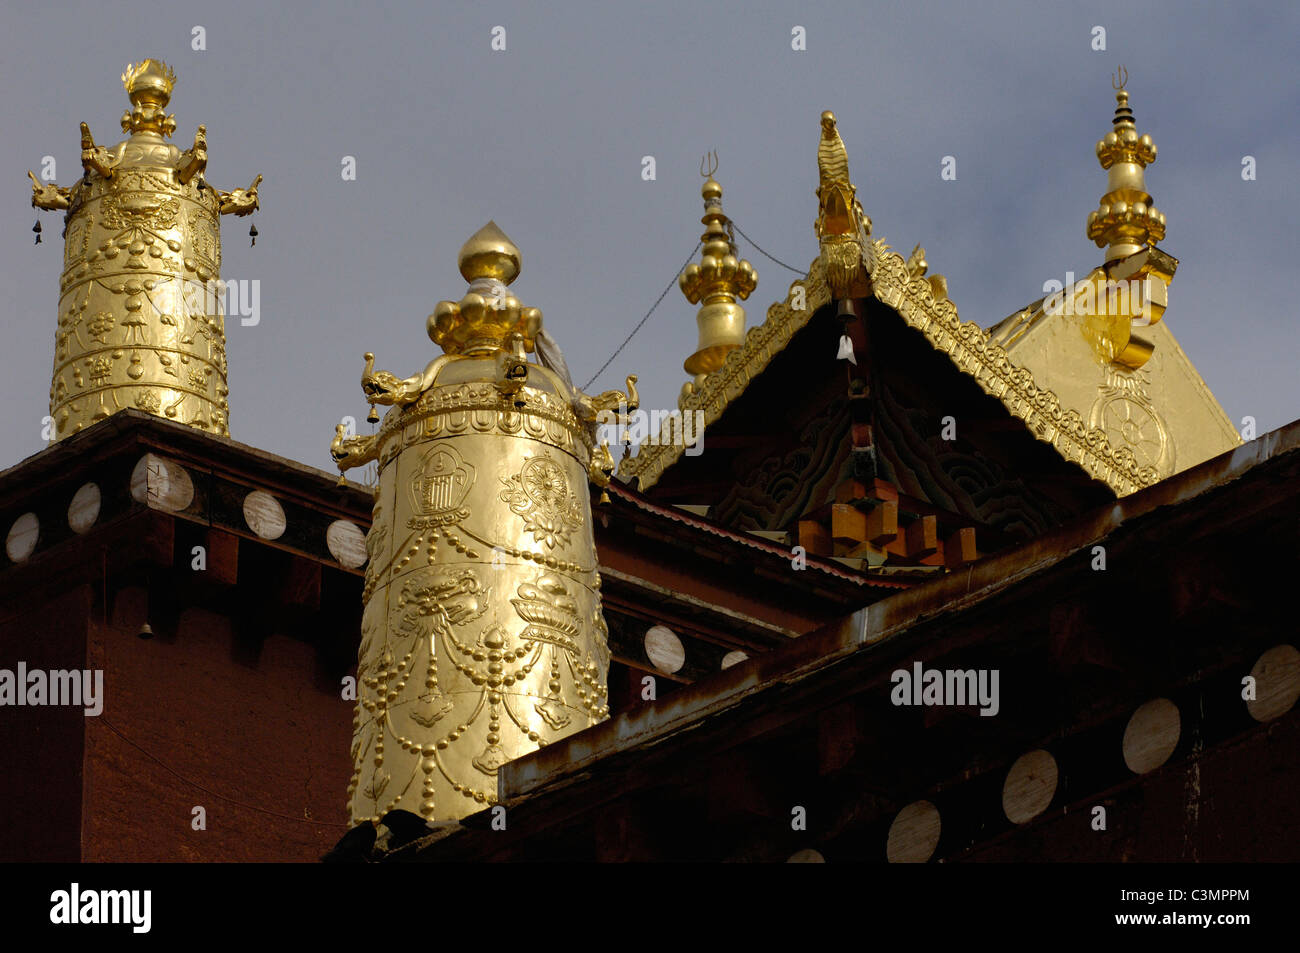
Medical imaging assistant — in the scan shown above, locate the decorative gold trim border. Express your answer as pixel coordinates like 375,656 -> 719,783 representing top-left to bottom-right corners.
866,240 -> 1155,494
368,381 -> 592,471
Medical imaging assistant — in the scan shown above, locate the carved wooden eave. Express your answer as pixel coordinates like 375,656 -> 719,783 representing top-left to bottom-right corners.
621,237 -> 1160,497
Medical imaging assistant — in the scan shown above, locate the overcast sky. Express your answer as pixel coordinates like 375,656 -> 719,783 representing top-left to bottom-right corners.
3,0 -> 1296,475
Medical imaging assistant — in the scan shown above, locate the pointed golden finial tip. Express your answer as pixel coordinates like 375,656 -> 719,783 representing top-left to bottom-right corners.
458,221 -> 521,284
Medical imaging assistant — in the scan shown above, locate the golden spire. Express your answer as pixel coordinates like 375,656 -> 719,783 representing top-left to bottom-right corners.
29,59 -> 261,440
1087,68 -> 1166,262
678,153 -> 756,376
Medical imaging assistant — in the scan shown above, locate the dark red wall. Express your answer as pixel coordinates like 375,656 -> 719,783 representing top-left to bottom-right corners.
0,585 -> 92,862
1,577 -> 356,862
79,586 -> 356,861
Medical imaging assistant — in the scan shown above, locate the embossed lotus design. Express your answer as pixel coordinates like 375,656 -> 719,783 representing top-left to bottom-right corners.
511,574 -> 581,652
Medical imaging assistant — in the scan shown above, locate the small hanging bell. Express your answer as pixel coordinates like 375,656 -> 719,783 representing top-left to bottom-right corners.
249,222 -> 258,247
366,404 -> 379,424
32,220 -> 42,245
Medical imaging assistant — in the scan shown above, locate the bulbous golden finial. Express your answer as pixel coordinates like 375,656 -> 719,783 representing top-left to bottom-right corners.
679,155 -> 757,376
458,220 -> 522,284
1086,69 -> 1166,262
426,222 -> 540,355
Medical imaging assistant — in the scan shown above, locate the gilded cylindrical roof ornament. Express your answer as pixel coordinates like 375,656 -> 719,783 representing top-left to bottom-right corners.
331,223 -> 636,823
29,59 -> 261,439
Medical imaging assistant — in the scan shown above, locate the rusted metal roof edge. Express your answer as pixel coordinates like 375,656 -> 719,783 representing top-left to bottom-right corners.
498,418 -> 1300,802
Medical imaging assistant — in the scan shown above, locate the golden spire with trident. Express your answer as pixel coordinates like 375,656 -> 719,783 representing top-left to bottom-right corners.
678,151 -> 757,379
700,149 -> 719,180
1086,66 -> 1165,262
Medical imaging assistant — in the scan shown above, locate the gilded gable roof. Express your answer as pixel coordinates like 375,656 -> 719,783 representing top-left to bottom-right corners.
622,240 -> 1160,496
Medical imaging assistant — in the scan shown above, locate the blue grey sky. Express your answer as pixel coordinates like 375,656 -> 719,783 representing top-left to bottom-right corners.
3,0 -> 1296,474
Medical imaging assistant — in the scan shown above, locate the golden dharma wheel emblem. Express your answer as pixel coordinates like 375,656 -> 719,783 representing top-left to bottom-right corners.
1091,392 -> 1172,476
500,454 -> 583,549
522,456 -> 568,509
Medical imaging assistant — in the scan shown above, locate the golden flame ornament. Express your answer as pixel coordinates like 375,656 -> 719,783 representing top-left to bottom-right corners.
28,58 -> 261,439
331,223 -> 636,823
